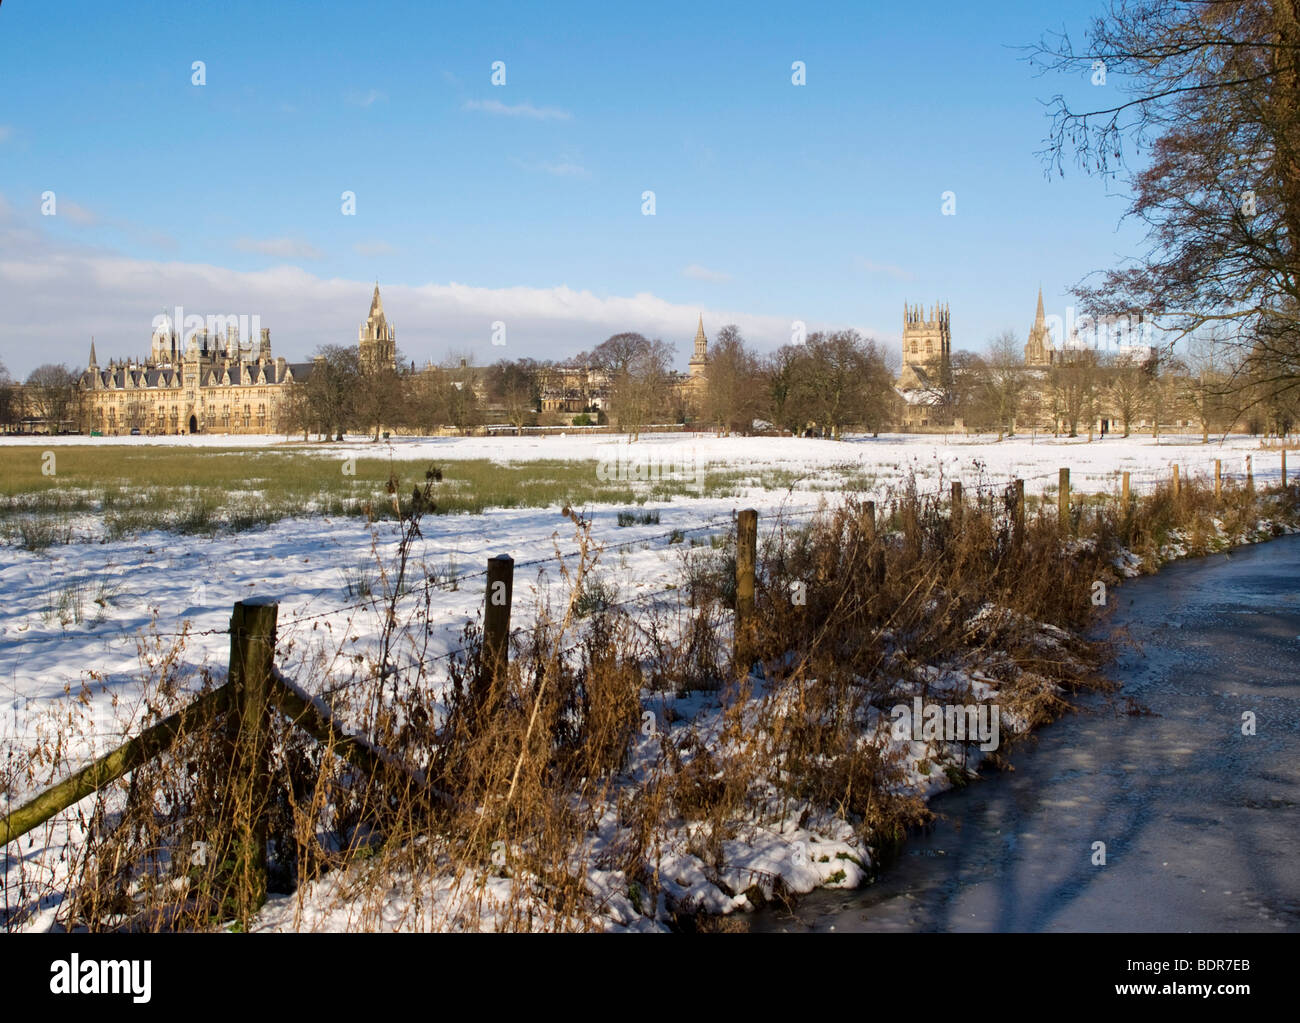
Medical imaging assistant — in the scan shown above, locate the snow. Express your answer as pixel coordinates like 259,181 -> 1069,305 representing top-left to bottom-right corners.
1,429 -> 1293,930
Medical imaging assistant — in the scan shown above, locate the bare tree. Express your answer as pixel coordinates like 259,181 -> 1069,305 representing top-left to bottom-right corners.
765,344 -> 815,436
1030,1 -> 1300,416
0,360 -> 15,430
304,345 -> 360,440
485,359 -> 539,435
590,333 -> 673,440
949,351 -> 991,431
442,354 -> 484,435
24,364 -> 78,433
983,329 -> 1028,439
704,325 -> 765,435
1050,348 -> 1102,437
802,330 -> 894,439
1104,352 -> 1151,437
403,365 -> 450,434
355,350 -> 406,441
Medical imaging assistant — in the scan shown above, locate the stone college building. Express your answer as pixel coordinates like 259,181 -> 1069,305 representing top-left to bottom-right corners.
77,285 -> 398,436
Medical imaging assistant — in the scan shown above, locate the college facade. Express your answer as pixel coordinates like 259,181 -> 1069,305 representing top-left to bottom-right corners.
64,287 -> 712,435
74,285 -> 403,436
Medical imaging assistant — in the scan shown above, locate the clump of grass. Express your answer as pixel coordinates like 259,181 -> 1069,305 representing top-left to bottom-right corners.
574,574 -> 618,618
91,575 -> 125,622
617,509 -> 661,527
172,500 -> 219,536
10,516 -> 74,552
339,562 -> 377,599
42,578 -> 87,627
424,555 -> 461,590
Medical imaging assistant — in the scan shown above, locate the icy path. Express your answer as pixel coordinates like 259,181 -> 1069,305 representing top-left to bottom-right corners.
751,534 -> 1300,932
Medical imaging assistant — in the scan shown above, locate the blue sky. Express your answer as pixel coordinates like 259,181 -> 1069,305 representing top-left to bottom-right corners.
0,0 -> 1137,376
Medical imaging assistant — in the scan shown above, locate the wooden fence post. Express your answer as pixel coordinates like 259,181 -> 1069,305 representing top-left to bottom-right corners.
1215,459 -> 1222,499
902,494 -> 921,561
1247,454 -> 1254,493
863,500 -> 885,587
1172,463 -> 1180,500
1058,467 -> 1071,534
1283,450 -> 1288,489
951,481 -> 963,535
223,598 -> 278,925
1013,479 -> 1025,548
480,554 -> 514,705
735,509 -> 758,673
1121,471 -> 1130,510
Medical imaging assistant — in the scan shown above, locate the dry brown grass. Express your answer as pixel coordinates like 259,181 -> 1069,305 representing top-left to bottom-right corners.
4,470 -> 1298,931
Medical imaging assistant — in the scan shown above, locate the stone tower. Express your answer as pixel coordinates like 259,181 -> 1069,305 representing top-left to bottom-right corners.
899,302 -> 951,390
87,339 -> 101,390
150,312 -> 178,365
359,283 -> 397,372
1024,288 -> 1055,367
689,314 -> 709,378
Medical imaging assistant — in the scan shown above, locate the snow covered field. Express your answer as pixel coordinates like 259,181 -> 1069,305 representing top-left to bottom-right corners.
1,427 -> 1276,486
1,431 -> 1278,728
1,429 -> 1290,930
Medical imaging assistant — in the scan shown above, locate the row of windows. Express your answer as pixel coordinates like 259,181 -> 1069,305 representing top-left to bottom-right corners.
98,386 -> 275,399
94,403 -> 269,424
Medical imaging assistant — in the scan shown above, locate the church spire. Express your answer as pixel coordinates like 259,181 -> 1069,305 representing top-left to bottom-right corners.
1034,286 -> 1046,327
88,337 -> 98,368
689,313 -> 708,374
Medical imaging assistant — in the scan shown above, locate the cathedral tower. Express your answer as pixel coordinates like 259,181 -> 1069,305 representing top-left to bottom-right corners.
1024,288 -> 1055,367
359,283 -> 396,372
899,302 -> 951,390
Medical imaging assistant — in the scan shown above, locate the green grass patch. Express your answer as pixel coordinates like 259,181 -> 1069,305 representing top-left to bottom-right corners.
0,446 -> 733,541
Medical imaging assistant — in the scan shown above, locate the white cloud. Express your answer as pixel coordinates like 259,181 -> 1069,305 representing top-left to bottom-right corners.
683,264 -> 732,283
354,240 -> 397,257
0,125 -> 12,143
0,226 -> 890,375
345,89 -> 387,108
234,237 -> 326,261
463,99 -> 572,121
62,201 -> 99,227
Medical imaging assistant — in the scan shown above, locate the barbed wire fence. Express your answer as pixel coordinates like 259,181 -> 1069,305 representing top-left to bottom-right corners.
1,445 -> 1292,750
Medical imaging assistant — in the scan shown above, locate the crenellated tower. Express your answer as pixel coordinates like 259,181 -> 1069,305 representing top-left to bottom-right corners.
899,302 -> 951,390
